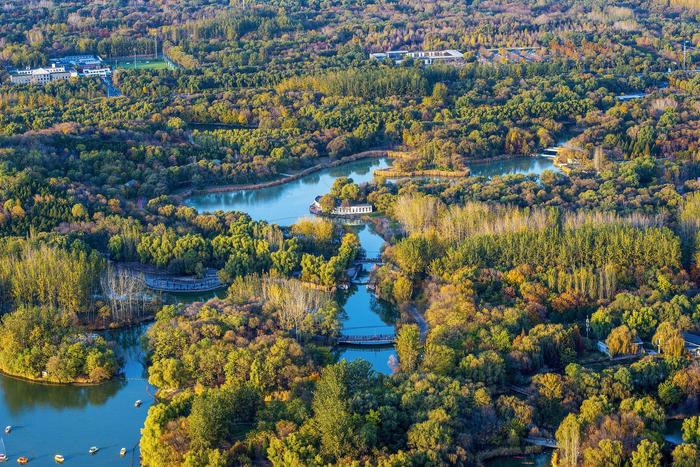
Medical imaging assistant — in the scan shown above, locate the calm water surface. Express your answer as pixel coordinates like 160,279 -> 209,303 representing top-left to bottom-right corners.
186,158 -> 391,224
468,156 -> 556,178
485,451 -> 552,466
0,325 -> 152,465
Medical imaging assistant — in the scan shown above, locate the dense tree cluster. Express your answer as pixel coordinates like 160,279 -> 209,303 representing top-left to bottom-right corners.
2,0 -> 700,462
0,306 -> 118,383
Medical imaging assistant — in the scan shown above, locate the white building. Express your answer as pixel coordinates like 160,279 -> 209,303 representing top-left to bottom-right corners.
310,196 -> 373,216
331,204 -> 373,215
370,49 -> 464,66
9,64 -> 76,85
9,55 -> 111,85
82,67 -> 112,78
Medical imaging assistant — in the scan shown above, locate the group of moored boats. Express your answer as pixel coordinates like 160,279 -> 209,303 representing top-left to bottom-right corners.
0,444 -> 127,463
1,422 -> 131,463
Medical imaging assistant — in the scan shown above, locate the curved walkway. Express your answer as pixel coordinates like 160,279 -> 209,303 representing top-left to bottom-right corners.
143,274 -> 225,293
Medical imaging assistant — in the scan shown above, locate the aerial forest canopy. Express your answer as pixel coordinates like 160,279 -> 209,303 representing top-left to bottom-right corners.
1,0 -> 700,464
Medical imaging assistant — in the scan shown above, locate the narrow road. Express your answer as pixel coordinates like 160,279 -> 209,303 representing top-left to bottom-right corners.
103,76 -> 122,97
407,303 -> 428,338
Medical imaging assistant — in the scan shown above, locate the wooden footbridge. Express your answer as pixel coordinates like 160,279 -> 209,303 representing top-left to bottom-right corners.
336,334 -> 395,346
357,257 -> 382,264
524,437 -> 557,448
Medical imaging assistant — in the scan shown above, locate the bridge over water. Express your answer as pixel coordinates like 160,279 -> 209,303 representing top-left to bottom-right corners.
524,437 -> 558,448
336,334 -> 395,346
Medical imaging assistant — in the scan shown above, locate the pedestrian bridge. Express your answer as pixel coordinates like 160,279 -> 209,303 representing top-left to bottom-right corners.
524,437 -> 558,448
336,334 -> 395,346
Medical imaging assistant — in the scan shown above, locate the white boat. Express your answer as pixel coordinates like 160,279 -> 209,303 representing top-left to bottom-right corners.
134,400 -> 142,408
0,454 -> 6,463
88,446 -> 99,455
2,427 -> 9,434
0,437 -> 6,462
120,448 -> 127,457
53,454 -> 64,464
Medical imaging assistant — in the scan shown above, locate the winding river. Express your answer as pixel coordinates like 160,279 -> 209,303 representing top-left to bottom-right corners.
0,155 -> 556,463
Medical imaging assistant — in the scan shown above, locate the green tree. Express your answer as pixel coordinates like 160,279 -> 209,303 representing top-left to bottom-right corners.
396,324 -> 422,372
683,416 -> 700,446
312,360 -> 373,460
672,443 -> 700,466
631,439 -> 662,467
582,439 -> 623,467
606,325 -> 637,357
188,385 -> 260,450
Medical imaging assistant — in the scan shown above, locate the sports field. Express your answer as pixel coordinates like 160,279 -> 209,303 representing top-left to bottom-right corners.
113,58 -> 173,70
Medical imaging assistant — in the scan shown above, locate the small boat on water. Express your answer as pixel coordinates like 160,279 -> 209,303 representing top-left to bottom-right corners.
88,446 -> 99,455
0,454 -> 6,463
0,437 -> 7,462
3,427 -> 9,434
134,400 -> 142,408
16,458 -> 27,465
120,448 -> 127,457
53,455 -> 64,464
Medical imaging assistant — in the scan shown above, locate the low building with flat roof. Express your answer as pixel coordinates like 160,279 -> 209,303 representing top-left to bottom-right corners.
310,196 -> 373,216
370,49 -> 464,66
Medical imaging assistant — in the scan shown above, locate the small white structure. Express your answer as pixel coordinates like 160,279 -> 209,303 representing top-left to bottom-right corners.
616,93 -> 647,101
370,49 -> 464,66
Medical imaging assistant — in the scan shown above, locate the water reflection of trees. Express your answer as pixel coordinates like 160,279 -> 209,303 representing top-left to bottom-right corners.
468,156 -> 555,178
0,375 -> 125,414
370,295 -> 398,324
335,285 -> 397,328
102,325 -> 149,373
0,326 -> 152,414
